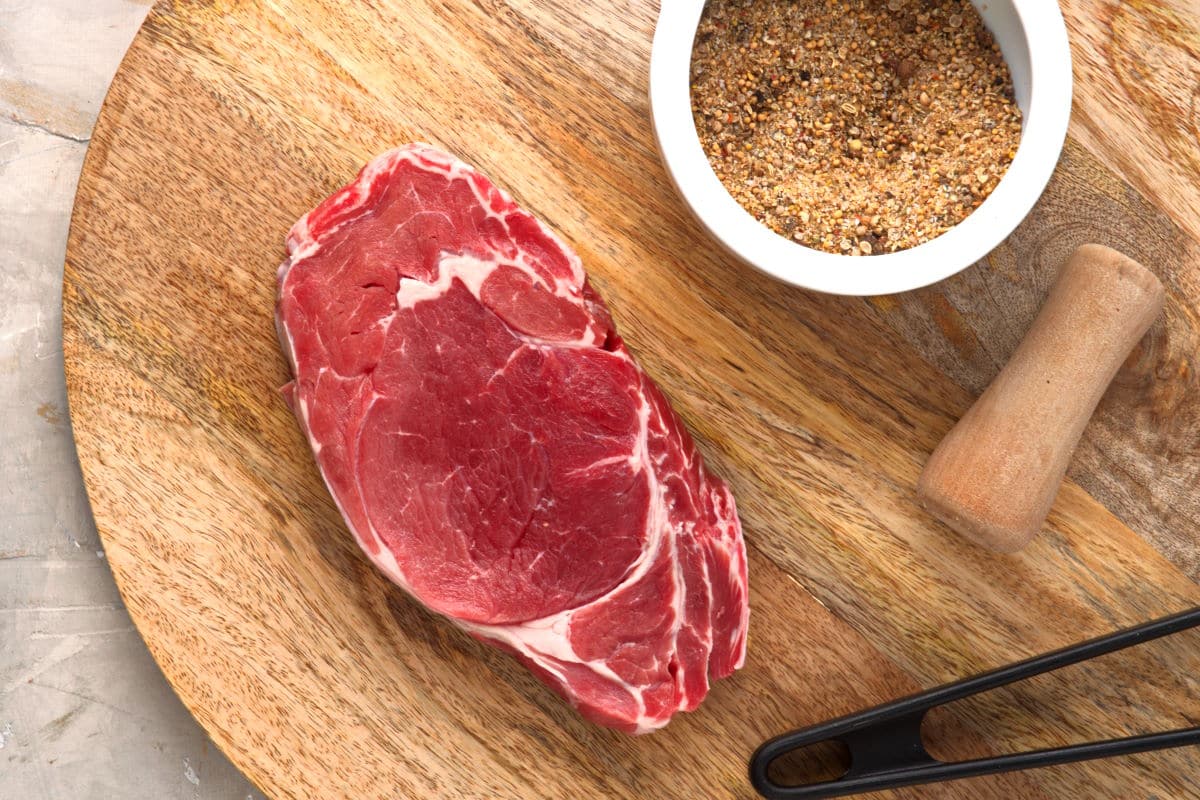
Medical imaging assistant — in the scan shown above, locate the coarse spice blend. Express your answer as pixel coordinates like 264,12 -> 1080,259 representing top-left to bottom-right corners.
690,0 -> 1023,255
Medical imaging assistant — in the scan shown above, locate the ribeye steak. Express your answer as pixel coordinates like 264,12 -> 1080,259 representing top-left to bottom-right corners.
275,144 -> 749,732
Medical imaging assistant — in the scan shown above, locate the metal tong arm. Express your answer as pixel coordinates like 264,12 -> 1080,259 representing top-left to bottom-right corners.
749,606 -> 1200,799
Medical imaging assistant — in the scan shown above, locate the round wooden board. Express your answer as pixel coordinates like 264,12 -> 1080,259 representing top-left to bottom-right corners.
64,2 -> 1200,799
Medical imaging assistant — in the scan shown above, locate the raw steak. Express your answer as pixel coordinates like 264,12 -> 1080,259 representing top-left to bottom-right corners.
276,144 -> 749,732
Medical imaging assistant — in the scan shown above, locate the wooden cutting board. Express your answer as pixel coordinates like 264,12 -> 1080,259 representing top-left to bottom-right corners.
63,1 -> 1200,798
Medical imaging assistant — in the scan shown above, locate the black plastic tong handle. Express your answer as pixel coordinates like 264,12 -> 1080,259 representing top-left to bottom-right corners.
750,606 -> 1200,799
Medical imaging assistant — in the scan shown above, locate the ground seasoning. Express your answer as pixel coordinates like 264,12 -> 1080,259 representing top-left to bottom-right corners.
690,0 -> 1023,255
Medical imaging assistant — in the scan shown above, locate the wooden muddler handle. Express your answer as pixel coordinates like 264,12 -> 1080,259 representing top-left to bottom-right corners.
918,244 -> 1165,552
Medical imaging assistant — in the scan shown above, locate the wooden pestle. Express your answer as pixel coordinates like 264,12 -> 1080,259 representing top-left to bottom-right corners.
917,244 -> 1165,552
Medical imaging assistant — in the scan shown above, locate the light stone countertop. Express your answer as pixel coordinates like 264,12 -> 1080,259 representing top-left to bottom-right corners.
1,3 -> 262,797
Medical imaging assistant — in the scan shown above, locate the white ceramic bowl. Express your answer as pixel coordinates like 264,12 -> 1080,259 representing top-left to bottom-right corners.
650,0 -> 1073,296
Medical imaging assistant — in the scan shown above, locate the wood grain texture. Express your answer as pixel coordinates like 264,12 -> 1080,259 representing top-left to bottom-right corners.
1066,1 -> 1200,244
62,2 -> 1199,799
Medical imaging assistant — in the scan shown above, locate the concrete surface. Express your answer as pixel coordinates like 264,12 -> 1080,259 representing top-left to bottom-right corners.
1,2 -> 263,797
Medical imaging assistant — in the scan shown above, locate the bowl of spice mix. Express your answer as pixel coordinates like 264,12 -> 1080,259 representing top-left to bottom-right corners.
650,0 -> 1072,295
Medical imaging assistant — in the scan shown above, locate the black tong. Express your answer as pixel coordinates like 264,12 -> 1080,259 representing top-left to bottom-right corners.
750,606 -> 1200,799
